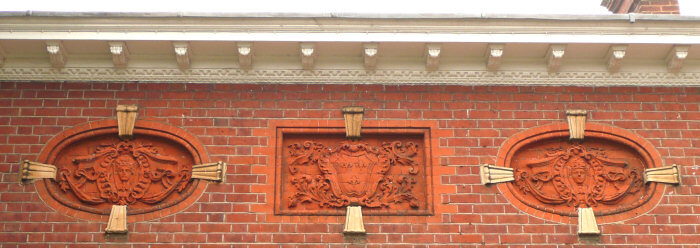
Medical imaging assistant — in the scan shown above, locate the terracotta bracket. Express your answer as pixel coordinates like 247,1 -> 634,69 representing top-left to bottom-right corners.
577,207 -> 600,236
566,109 -> 587,140
480,164 -> 514,185
19,160 -> 57,183
105,205 -> 128,234
342,106 -> 365,139
644,164 -> 681,185
116,105 -> 138,140
192,161 -> 227,183
343,206 -> 366,234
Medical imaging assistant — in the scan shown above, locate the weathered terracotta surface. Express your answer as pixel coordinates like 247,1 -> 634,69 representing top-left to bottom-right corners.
36,120 -> 208,221
276,128 -> 432,215
497,123 -> 665,224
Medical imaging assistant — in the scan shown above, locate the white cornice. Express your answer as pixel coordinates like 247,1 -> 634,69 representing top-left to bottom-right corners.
1,67 -> 698,86
0,16 -> 699,44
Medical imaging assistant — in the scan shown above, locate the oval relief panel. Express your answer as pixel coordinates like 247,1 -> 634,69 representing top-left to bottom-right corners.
35,120 -> 209,222
496,123 -> 666,224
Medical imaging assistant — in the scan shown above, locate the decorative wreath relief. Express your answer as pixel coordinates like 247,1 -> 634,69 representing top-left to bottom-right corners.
57,141 -> 192,206
286,141 -> 420,209
35,120 -> 210,221
514,145 -> 644,211
497,123 -> 666,223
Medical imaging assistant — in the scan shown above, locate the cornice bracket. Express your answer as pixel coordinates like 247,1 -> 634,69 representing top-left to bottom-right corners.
644,164 -> 681,185
425,43 -> 441,71
237,42 -> 253,70
480,164 -> 514,185
172,42 -> 191,70
606,45 -> 627,73
300,43 -> 316,70
109,42 -> 129,68
486,44 -> 504,71
666,45 -> 689,73
363,43 -> 378,70
0,44 -> 6,68
546,44 -> 567,73
45,41 -> 67,68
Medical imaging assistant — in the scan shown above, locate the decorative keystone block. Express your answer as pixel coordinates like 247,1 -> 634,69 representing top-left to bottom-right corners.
19,160 -> 57,182
578,207 -> 600,235
644,164 -> 681,185
566,109 -> 587,140
480,164 -> 514,185
192,161 -> 227,182
105,205 -> 128,234
342,106 -> 365,139
343,206 -> 366,234
116,105 -> 138,140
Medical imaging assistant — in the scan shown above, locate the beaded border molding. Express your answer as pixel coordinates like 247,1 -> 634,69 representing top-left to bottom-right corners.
1,68 -> 699,86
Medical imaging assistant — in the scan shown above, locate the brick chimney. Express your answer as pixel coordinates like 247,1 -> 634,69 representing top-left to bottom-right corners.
601,0 -> 680,14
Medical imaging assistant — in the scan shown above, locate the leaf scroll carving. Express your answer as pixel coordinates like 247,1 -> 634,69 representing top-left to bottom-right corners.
286,140 -> 420,209
56,141 -> 192,206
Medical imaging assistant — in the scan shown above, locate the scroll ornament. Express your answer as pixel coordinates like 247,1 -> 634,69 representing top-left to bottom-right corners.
514,145 -> 644,210
56,141 -> 192,206
286,140 -> 420,209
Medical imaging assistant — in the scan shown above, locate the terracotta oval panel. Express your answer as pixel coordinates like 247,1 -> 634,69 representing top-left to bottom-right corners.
496,123 -> 665,224
35,120 -> 208,222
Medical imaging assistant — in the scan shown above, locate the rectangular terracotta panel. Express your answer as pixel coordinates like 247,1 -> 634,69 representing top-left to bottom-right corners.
275,127 -> 433,216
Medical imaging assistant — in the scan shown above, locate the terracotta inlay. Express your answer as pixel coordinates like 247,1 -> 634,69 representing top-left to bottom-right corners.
497,123 -> 665,224
276,128 -> 432,215
35,120 -> 208,222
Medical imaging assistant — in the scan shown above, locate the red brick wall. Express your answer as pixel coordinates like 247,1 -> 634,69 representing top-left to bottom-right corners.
602,0 -> 680,14
1,81 -> 698,247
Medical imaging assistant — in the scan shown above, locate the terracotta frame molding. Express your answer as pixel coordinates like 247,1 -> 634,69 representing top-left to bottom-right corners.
34,119 -> 210,223
252,119 -> 456,224
495,122 -> 666,224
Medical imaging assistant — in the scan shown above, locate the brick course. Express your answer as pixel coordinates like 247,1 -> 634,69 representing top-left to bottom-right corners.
0,82 -> 698,247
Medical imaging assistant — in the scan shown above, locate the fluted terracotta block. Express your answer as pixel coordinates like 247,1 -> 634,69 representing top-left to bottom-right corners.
342,106 -> 365,139
105,205 -> 128,234
192,161 -> 227,182
19,160 -> 57,182
566,109 -> 587,140
578,207 -> 600,235
116,105 -> 138,139
644,164 -> 681,185
343,206 -> 366,234
480,164 -> 514,185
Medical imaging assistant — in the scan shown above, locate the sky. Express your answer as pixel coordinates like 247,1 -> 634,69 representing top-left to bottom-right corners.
2,0 -> 699,15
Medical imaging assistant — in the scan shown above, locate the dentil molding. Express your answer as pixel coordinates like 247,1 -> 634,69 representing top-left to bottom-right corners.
0,67 -> 699,86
